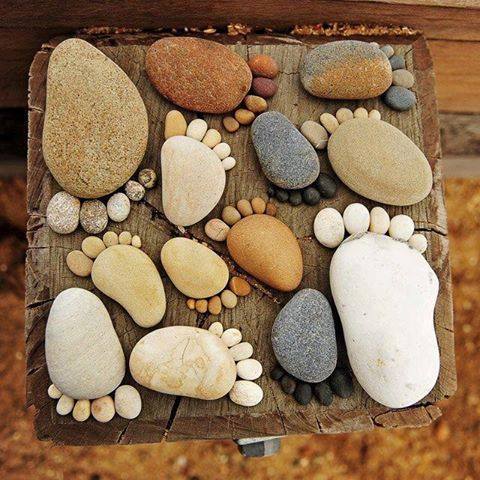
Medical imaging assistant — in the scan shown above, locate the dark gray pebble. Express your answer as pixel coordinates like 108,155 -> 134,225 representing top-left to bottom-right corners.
288,191 -> 303,206
314,173 -> 337,198
294,382 -> 313,405
275,188 -> 289,202
330,368 -> 354,398
302,187 -> 321,205
313,382 -> 333,406
270,365 -> 285,381
383,86 -> 417,111
389,55 -> 406,71
267,185 -> 276,198
237,438 -> 281,457
280,374 -> 297,395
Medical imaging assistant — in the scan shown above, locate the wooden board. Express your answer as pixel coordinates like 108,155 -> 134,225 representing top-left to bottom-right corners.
25,32 -> 456,445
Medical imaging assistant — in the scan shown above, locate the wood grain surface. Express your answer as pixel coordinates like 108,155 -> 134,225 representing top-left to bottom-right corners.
25,32 -> 456,445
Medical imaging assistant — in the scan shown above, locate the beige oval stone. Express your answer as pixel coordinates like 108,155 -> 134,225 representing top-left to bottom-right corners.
226,214 -> 303,292
91,245 -> 166,328
81,236 -> 106,259
164,110 -> 187,139
328,118 -> 432,206
66,250 -> 93,277
43,39 -> 148,198
160,238 -> 229,299
130,326 -> 236,400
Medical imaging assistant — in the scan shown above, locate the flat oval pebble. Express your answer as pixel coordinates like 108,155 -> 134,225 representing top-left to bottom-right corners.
227,214 -> 303,292
300,121 -> 328,150
79,200 -> 108,234
272,288 -> 337,383
328,118 -> 432,206
161,136 -> 225,226
251,111 -> 320,189
125,180 -> 145,202
92,245 -> 166,328
244,95 -> 268,113
300,40 -> 392,99
202,129 -> 222,148
56,394 -> 74,415
229,277 -> 251,297
47,191 -> 80,234
91,396 -> 115,423
48,384 -> 62,399
66,250 -> 93,277
389,214 -> 415,241
389,55 -> 406,70
343,203 -> 370,235
114,385 -> 142,419
220,289 -> 237,309
130,326 -> 236,400
161,237 -> 229,299
164,110 -> 187,139
252,77 -> 277,98
229,380 -> 264,407
319,113 -> 339,134
392,69 -> 415,88
107,193 -> 131,222
146,37 -> 252,113
369,206 -> 390,234
313,208 -> 345,248
409,233 -> 428,253
383,86 -> 417,111
236,359 -> 263,381
46,288 -> 125,399
222,157 -> 236,171
72,399 -> 91,422
229,342 -> 253,362
248,54 -> 279,78
221,328 -> 242,347
208,321 -> 223,337
81,236 -> 106,259
186,119 -> 208,141
43,39 -> 148,198
204,218 -> 230,242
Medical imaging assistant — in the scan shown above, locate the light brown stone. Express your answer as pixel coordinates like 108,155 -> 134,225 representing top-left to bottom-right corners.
236,199 -> 253,217
251,197 -> 266,214
229,277 -> 251,297
208,296 -> 222,315
164,110 -> 187,139
66,250 -> 93,277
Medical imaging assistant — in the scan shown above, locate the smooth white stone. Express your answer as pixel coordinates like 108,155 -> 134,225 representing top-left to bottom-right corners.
91,395 -> 115,423
409,233 -> 428,253
222,156 -> 236,171
114,385 -> 142,419
212,142 -> 231,160
229,380 -> 264,407
72,399 -> 91,422
186,118 -> 208,141
368,109 -> 381,120
48,384 -> 62,399
221,328 -> 242,347
369,206 -> 390,235
107,193 -> 131,222
389,214 -> 415,241
313,208 -> 345,248
56,394 -> 74,415
236,359 -> 263,380
343,203 -> 370,235
229,342 -> 253,361
353,107 -> 369,119
208,321 -> 224,337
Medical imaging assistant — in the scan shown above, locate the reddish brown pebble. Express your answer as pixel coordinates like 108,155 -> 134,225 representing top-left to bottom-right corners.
237,199 -> 253,217
252,78 -> 278,98
229,276 -> 251,297
248,54 -> 279,79
265,202 -> 277,216
195,299 -> 208,313
244,95 -> 268,114
251,197 -> 266,214
234,109 -> 255,126
223,116 -> 240,133
208,296 -> 222,315
186,298 -> 196,310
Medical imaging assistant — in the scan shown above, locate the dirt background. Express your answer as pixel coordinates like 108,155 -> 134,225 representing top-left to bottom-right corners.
0,177 -> 478,479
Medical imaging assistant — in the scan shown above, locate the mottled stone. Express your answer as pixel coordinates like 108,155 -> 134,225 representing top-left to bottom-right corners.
46,191 -> 80,234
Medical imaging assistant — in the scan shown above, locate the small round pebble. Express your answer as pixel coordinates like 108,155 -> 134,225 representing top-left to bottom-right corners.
107,193 -> 131,223
251,197 -> 266,214
265,202 -> 277,216
186,298 -> 196,310
48,384 -> 62,399
186,118 -> 208,141
275,189 -> 289,202
222,205 -> 242,226
236,359 -> 263,381
119,231 -> 132,245
389,214 -> 415,241
91,395 -> 115,423
202,128 -> 222,148
221,328 -> 242,347
319,112 -> 339,134
252,77 -> 278,98
164,110 -> 187,139
222,157 -> 236,171
46,191 -> 80,234
313,382 -> 333,406
138,168 -> 157,189
230,342 -> 253,361
300,120 -> 328,150
229,277 -> 251,297
314,208 -> 345,248
353,107 -> 369,119
288,191 -> 303,206
237,199 -> 253,217
392,69 -> 415,89
213,142 -> 231,160
221,289 -> 238,309
114,385 -> 142,420
343,203 -> 370,235
125,180 -> 145,202
389,54 -> 406,70
195,299 -> 208,314
229,380 -> 264,407
66,250 -> 93,277
369,206 -> 390,235
280,374 -> 297,395
81,236 -> 106,259
208,321 -> 224,337
302,187 -> 321,206
313,173 -> 337,198
368,109 -> 381,120
380,44 -> 395,58
223,116 -> 240,133
131,235 -> 141,248
408,233 -> 428,253
335,108 -> 354,124
80,200 -> 108,234
267,185 -> 276,197
72,399 -> 91,422
270,365 -> 285,381
235,109 -> 255,126
329,369 -> 354,399
103,231 -> 119,247
208,296 -> 222,315
294,382 -> 313,405
248,54 -> 279,78
244,95 -> 268,114
384,86 -> 417,111
56,394 -> 74,415
205,218 -> 230,241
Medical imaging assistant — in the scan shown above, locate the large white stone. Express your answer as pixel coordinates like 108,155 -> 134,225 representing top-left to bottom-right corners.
330,232 -> 439,408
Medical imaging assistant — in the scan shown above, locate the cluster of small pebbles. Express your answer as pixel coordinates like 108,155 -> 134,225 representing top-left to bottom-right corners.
222,54 -> 279,133
207,322 -> 264,407
270,364 -> 353,406
314,202 -> 428,253
48,383 -> 142,422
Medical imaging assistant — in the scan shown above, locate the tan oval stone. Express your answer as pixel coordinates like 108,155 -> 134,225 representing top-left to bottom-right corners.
43,39 -> 148,198
328,118 -> 432,206
160,238 -> 229,299
129,326 -> 236,400
226,214 -> 303,292
164,110 -> 187,139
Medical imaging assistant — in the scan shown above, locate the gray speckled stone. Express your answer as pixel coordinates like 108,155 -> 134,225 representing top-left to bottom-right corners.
383,86 -> 417,111
251,111 -> 320,189
271,288 -> 337,383
389,55 -> 406,71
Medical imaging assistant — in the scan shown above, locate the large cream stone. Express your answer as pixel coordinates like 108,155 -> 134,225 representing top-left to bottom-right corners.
91,245 -> 166,328
160,237 -> 229,299
43,39 -> 148,198
161,136 -> 226,226
130,326 -> 236,400
45,288 -> 125,399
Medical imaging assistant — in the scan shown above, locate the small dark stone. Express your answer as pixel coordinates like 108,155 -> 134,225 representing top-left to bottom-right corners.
280,374 -> 297,395
237,438 -> 281,457
383,86 -> 416,111
302,187 -> 321,205
267,185 -> 276,198
270,365 -> 285,381
313,381 -> 333,406
329,368 -> 354,398
389,55 -> 406,71
275,188 -> 289,202
294,382 -> 313,405
288,191 -> 303,206
313,173 -> 337,198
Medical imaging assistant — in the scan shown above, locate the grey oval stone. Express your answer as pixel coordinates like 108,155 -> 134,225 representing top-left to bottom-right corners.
383,86 -> 417,111
251,111 -> 320,189
389,55 -> 406,71
271,288 -> 337,383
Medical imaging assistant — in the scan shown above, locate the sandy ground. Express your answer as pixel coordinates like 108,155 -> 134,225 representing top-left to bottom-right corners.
0,178 -> 478,480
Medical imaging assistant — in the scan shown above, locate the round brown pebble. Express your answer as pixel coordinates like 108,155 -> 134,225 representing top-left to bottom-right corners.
204,218 -> 230,242
79,200 -> 108,234
244,95 -> 268,114
248,54 -> 279,79
138,168 -> 157,189
265,202 -> 277,216
251,197 -> 266,214
208,296 -> 222,315
221,289 -> 238,309
186,298 -> 196,310
252,77 -> 277,98
237,199 -> 253,217
223,116 -> 240,133
81,236 -> 106,259
66,250 -> 93,277
234,109 -> 255,126
195,299 -> 208,314
229,276 -> 251,297
222,206 -> 242,226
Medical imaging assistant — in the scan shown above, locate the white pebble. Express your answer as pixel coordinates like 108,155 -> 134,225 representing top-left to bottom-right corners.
353,107 -> 369,119
230,342 -> 253,361
72,399 -> 91,422
236,359 -> 263,380
229,380 -> 264,407
389,214 -> 415,241
56,394 -> 74,415
186,118 -> 208,141
300,120 -> 328,150
222,157 -> 236,171
119,231 -> 132,245
319,113 -> 339,134
131,235 -> 142,248
48,384 -> 62,399
213,142 -> 231,160
369,109 -> 381,120
202,128 -> 222,148
369,206 -> 390,235
208,321 -> 224,337
91,395 -> 115,423
370,41 -> 380,48
313,208 -> 345,248
343,203 -> 370,235
107,193 -> 131,223
335,108 -> 354,123
114,385 -> 142,420
408,233 -> 428,253
221,328 -> 242,347
46,191 -> 81,234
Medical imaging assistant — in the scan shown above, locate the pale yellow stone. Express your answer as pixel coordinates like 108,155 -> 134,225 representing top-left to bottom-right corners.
319,113 -> 339,134
119,231 -> 132,245
81,236 -> 106,259
202,129 -> 222,148
221,328 -> 242,347
66,250 -> 93,277
164,110 -> 187,139
72,399 -> 91,422
91,395 -> 115,423
131,235 -> 142,248
335,107 -> 354,123
48,384 -> 62,399
56,394 -> 74,415
369,109 -> 381,120
220,289 -> 238,309
103,231 -> 119,247
114,385 -> 142,419
229,342 -> 253,361
354,107 -> 369,119
229,380 -> 264,406
208,321 -> 224,337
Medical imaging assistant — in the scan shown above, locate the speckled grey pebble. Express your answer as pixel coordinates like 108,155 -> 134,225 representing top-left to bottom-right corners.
380,44 -> 394,58
272,288 -> 337,383
389,55 -> 406,71
383,86 -> 417,111
125,180 -> 145,201
79,200 -> 108,234
251,111 -> 320,189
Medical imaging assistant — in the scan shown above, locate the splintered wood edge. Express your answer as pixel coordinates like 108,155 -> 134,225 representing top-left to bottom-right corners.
25,32 -> 456,446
